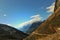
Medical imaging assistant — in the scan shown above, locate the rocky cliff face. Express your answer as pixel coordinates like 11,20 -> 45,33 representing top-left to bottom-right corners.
23,0 -> 60,40
0,24 -> 28,40
54,0 -> 60,11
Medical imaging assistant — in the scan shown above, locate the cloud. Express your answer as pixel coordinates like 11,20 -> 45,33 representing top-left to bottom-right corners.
30,14 -> 41,22
46,2 -> 55,13
17,14 -> 42,28
3,14 -> 7,17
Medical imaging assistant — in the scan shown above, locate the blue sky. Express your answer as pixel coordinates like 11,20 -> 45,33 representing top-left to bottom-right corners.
0,0 -> 55,28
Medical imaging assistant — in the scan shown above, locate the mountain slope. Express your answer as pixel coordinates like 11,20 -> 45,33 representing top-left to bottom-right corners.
26,21 -> 44,34
18,21 -> 43,34
17,14 -> 41,34
23,5 -> 60,40
18,24 -> 31,33
0,24 -> 28,40
24,7 -> 60,40
35,7 -> 60,34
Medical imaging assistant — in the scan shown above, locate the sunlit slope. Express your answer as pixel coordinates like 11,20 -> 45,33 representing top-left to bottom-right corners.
23,7 -> 60,40
35,7 -> 60,34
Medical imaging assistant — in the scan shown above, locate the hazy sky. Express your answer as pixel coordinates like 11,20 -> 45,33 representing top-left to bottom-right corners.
0,0 -> 55,28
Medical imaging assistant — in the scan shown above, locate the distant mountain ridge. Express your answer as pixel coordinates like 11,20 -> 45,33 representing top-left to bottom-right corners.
26,21 -> 45,34
18,21 -> 44,34
18,23 -> 32,33
0,24 -> 28,40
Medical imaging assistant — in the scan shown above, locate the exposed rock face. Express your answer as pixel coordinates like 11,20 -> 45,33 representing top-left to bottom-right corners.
23,0 -> 60,40
54,0 -> 60,11
0,24 -> 28,40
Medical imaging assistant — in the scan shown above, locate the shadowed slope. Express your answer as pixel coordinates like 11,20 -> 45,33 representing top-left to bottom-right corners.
0,24 -> 28,40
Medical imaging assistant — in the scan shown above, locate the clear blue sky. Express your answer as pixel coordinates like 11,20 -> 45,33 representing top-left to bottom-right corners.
0,0 -> 55,27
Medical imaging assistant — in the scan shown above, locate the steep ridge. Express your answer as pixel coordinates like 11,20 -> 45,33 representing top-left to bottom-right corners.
23,0 -> 60,40
0,24 -> 28,40
23,7 -> 60,40
54,0 -> 60,11
34,7 -> 60,34
18,16 -> 42,34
